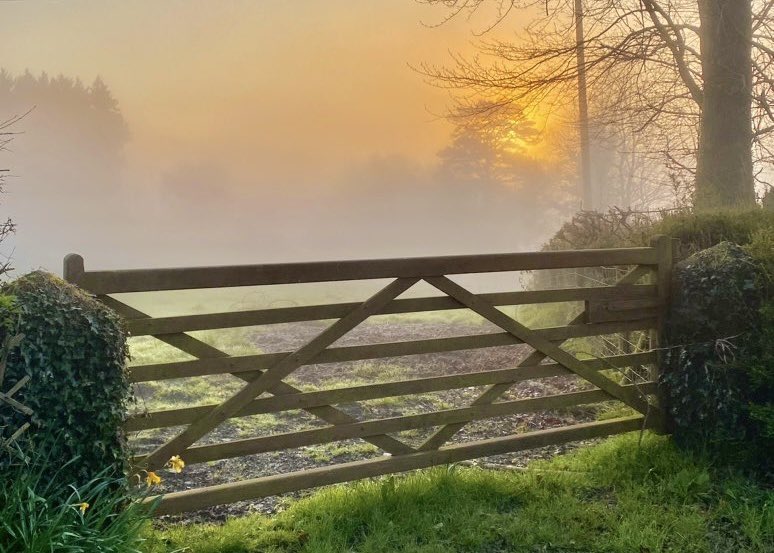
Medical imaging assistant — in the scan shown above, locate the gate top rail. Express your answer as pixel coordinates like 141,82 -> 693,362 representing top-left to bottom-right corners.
64,246 -> 658,294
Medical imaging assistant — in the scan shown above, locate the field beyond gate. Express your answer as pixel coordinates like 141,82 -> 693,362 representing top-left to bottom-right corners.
64,237 -> 674,515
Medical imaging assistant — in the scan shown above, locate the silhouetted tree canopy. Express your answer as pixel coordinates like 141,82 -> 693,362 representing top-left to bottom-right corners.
0,70 -> 130,272
0,70 -> 129,173
436,101 -> 567,213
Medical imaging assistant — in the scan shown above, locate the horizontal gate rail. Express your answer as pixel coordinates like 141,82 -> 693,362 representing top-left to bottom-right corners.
132,384 -> 657,466
125,285 -> 658,336
64,247 -> 658,294
147,415 -> 655,516
128,319 -> 656,382
125,351 -> 657,431
64,236 -> 675,515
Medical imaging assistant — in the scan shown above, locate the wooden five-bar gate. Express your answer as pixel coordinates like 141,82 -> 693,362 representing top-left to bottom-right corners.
64,236 -> 674,515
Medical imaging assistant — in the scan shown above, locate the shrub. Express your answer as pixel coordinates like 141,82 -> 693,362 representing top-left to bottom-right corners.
745,225 -> 774,282
0,293 -> 18,336
661,242 -> 773,475
0,271 -> 131,484
653,209 -> 774,258
0,293 -> 26,452
542,208 -> 656,251
533,208 -> 657,292
742,227 -> 774,450
541,207 -> 774,256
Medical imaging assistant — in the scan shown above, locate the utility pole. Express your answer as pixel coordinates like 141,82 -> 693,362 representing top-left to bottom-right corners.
575,0 -> 593,210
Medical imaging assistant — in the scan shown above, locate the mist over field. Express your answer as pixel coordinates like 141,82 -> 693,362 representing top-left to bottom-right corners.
8,130 -> 563,274
1,1 -> 577,276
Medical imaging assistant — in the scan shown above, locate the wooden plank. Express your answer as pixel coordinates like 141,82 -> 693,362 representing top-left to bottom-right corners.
424,276 -> 654,416
126,285 -> 658,336
586,298 -> 661,323
648,235 -> 676,432
140,277 -> 419,470
102,297 -> 416,458
650,235 -> 675,346
132,384 -> 656,465
0,391 -> 34,416
67,248 -> 659,294
4,375 -> 30,399
128,334 -> 510,382
146,415 -> 652,515
615,264 -> 653,287
63,253 -> 85,285
128,319 -> 657,382
126,351 -> 657,431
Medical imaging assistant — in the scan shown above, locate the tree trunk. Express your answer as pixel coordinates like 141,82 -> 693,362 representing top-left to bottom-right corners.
575,0 -> 593,210
694,0 -> 755,209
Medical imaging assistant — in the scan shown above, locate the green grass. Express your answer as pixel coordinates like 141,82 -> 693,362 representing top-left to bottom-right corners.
128,328 -> 264,417
128,328 -> 260,368
303,442 -> 382,463
224,413 -> 284,438
142,433 -> 773,553
1,454 -> 155,553
287,363 -> 416,392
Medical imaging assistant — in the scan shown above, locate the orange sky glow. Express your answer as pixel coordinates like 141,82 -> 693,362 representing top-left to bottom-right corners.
2,1 -> 547,183
1,1 -> 574,273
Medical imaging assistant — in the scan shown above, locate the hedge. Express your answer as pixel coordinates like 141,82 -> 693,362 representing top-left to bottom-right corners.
661,242 -> 772,473
0,272 -> 131,485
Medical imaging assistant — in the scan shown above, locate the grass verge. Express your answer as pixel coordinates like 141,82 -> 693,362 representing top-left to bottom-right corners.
142,432 -> 773,552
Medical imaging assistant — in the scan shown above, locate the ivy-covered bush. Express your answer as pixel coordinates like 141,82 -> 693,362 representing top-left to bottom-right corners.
661,242 -> 773,475
742,227 -> 774,450
0,271 -> 131,485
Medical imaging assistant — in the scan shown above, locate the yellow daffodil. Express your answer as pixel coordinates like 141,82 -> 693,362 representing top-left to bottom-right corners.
167,455 -> 185,473
145,471 -> 161,486
76,502 -> 89,514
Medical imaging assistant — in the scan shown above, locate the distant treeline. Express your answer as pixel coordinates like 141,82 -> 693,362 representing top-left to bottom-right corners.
0,70 -> 128,167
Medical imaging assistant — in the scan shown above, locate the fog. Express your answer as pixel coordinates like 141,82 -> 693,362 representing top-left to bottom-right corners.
1,2 -> 566,276
7,109 -> 564,274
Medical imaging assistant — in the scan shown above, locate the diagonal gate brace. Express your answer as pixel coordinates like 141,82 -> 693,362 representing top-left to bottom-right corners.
419,266 -> 657,451
105,301 -> 416,465
139,277 -> 419,470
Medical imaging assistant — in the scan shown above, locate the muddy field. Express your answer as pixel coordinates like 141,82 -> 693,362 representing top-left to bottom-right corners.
128,316 -> 625,523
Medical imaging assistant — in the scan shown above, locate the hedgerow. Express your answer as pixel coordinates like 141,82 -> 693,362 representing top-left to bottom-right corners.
0,271 -> 131,485
661,242 -> 772,474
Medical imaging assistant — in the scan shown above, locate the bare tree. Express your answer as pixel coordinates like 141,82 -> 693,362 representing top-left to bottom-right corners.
418,0 -> 774,210
0,112 -> 24,276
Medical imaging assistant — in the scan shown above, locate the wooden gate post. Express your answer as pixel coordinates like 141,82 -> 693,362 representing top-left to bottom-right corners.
649,234 -> 677,432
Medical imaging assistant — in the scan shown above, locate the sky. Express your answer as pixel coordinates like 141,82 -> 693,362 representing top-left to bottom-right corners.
0,1 -> 561,274
3,1 -> 495,179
